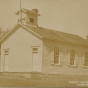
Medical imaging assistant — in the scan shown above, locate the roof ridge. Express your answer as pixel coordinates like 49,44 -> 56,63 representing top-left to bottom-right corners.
22,24 -> 88,46
37,27 -> 83,43
38,26 -> 80,37
38,26 -> 88,44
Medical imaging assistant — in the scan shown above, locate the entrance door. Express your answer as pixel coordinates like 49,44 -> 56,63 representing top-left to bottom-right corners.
32,48 -> 39,72
4,54 -> 9,72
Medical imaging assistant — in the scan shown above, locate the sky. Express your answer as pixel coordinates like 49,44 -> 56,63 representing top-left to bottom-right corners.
0,0 -> 88,38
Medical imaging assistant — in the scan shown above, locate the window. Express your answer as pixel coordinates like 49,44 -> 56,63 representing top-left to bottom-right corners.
70,50 -> 75,65
4,50 -> 9,55
32,48 -> 38,53
84,52 -> 88,66
30,18 -> 34,23
54,47 -> 59,64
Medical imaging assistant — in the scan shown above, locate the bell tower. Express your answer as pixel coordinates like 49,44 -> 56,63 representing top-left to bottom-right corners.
15,0 -> 40,27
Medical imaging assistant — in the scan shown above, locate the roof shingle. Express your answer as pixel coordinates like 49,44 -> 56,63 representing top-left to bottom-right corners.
24,24 -> 88,46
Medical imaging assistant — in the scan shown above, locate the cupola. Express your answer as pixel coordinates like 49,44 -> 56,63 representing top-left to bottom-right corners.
15,8 -> 40,27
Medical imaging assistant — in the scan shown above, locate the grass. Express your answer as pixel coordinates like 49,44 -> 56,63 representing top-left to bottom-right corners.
0,73 -> 88,87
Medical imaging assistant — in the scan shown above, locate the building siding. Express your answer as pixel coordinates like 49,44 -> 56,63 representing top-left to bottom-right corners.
1,25 -> 88,75
42,39 -> 88,75
1,26 -> 43,72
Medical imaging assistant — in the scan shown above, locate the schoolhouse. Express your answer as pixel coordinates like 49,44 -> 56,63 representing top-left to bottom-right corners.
0,8 -> 88,75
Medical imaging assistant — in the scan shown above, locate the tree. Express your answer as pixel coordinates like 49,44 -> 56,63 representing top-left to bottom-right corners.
0,28 -> 10,39
0,28 -> 3,39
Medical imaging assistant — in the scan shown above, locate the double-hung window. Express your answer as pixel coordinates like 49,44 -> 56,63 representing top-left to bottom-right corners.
84,52 -> 88,66
70,50 -> 75,65
54,47 -> 59,64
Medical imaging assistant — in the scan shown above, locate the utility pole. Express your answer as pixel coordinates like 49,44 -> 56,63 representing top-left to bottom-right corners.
19,0 -> 22,22
20,0 -> 21,9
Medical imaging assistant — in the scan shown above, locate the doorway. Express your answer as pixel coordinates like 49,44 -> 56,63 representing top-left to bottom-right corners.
32,47 -> 39,72
4,54 -> 9,72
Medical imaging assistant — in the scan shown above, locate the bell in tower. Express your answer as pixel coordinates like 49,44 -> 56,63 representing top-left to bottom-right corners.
15,8 -> 40,27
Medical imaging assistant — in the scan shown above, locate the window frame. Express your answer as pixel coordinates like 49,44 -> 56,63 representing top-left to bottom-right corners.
32,47 -> 38,53
3,48 -> 10,55
70,49 -> 75,66
84,52 -> 88,66
54,47 -> 60,65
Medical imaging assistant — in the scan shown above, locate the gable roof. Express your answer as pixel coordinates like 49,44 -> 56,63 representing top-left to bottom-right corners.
15,8 -> 40,16
0,23 -> 88,47
23,24 -> 88,47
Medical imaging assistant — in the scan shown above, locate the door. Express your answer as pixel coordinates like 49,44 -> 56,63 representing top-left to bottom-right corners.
32,48 -> 39,72
4,54 -> 9,72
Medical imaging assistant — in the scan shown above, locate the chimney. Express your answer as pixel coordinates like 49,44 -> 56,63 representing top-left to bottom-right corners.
32,9 -> 38,13
86,35 -> 88,40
